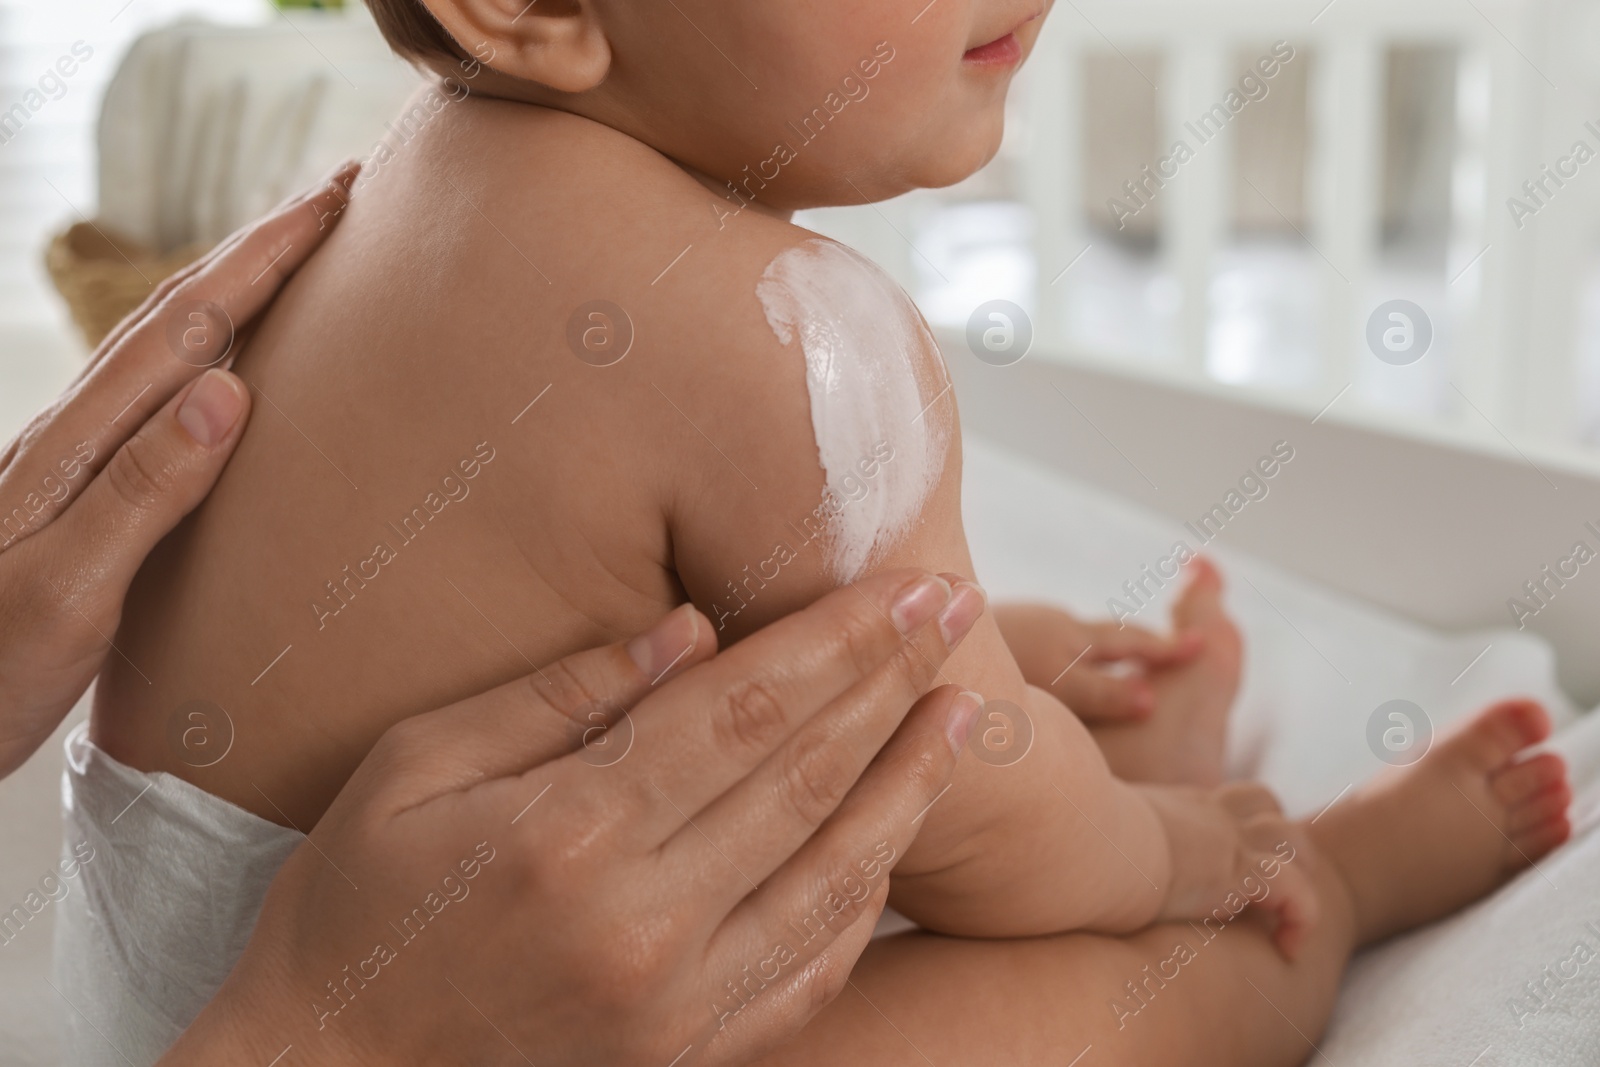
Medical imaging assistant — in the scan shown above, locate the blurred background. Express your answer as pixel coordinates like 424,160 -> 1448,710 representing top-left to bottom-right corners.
4,1 -> 1600,430
825,0 -> 1600,457
10,0 -> 1600,461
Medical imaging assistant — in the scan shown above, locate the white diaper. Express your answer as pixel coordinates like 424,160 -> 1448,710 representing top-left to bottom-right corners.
53,722 -> 300,1066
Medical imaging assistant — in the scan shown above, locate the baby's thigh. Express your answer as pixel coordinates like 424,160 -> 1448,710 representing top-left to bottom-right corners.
756,919 -> 1339,1067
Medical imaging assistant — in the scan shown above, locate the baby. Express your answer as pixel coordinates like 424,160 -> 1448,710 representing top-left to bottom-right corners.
77,0 -> 1572,1063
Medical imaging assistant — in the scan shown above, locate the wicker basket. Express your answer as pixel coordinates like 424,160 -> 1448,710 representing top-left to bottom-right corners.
45,222 -> 208,350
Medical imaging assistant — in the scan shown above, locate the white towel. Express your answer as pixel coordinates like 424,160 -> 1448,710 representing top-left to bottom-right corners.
1321,704 -> 1600,1065
962,435 -> 1600,1066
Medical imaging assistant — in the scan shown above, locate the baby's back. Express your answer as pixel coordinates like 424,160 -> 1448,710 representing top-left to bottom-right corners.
93,93 -> 822,826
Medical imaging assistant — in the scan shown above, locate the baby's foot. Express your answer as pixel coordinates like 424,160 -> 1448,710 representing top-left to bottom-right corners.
1093,558 -> 1242,786
1150,558 -> 1243,784
1309,699 -> 1572,946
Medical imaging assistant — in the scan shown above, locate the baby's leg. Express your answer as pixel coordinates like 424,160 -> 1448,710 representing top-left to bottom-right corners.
757,845 -> 1356,1067
1094,559 -> 1241,786
759,700 -> 1569,1066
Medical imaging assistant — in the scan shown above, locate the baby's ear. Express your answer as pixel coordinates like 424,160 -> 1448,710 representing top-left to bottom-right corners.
424,0 -> 611,93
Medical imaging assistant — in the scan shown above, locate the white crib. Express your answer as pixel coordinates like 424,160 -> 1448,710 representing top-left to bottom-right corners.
797,0 -> 1600,708
814,0 -> 1600,449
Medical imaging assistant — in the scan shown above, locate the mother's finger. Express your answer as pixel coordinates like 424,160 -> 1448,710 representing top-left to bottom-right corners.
672,582 -> 983,892
0,162 -> 357,546
701,686 -> 974,1009
87,160 -> 360,366
697,881 -> 889,1067
614,569 -> 960,843
20,370 -> 250,620
350,603 -> 716,809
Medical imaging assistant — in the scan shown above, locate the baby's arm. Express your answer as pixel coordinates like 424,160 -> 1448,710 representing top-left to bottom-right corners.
660,234 -> 1287,940
867,591 -> 1264,939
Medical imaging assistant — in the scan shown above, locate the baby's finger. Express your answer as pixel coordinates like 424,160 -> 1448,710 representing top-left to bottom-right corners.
1085,620 -> 1201,665
1262,857 -> 1320,962
1218,782 -> 1284,821
1053,667 -> 1154,723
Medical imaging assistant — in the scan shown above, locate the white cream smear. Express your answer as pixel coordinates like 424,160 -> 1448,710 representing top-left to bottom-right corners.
757,239 -> 951,582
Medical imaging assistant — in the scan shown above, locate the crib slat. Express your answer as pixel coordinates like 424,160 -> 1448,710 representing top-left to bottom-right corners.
1451,32 -> 1542,435
940,0 -> 1597,448
1162,41 -> 1231,375
1021,15 -> 1080,354
1509,2 -> 1585,443
1308,36 -> 1383,395
1447,47 -> 1498,423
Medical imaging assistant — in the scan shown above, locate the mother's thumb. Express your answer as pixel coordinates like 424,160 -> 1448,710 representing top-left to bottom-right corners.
45,370 -> 249,608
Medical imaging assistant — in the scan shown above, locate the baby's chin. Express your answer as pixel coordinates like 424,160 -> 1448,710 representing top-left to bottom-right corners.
893,96 -> 1010,191
789,122 -> 1006,207
881,127 -> 1007,194
911,126 -> 1007,190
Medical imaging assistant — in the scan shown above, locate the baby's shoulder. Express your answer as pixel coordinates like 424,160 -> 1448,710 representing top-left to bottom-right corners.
410,97 -> 956,543
448,98 -> 941,376
393,98 -> 961,632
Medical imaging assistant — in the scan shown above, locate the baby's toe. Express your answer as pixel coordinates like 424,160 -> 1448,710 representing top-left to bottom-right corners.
1447,700 -> 1553,775
1505,780 -> 1572,836
1508,812 -> 1572,866
1173,558 -> 1225,627
1491,751 -> 1568,807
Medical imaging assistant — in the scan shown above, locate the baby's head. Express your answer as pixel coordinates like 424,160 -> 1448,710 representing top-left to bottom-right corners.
366,0 -> 1046,209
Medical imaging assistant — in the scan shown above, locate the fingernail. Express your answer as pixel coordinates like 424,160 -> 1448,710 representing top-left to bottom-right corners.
328,158 -> 361,191
937,581 -> 987,646
627,604 -> 701,683
177,370 -> 246,447
946,691 -> 983,755
891,575 -> 952,634
313,157 -> 360,193
273,161 -> 357,213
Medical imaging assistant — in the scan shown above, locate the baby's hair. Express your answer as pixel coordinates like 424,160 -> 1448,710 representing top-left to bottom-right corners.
364,0 -> 465,63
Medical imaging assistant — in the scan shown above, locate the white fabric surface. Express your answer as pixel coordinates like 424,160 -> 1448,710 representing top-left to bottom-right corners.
961,436 -> 1583,814
962,435 -> 1600,1066
1324,705 -> 1600,1065
53,723 -> 300,1066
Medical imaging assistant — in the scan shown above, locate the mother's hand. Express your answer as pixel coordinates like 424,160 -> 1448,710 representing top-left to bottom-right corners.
0,162 -> 357,776
162,569 -> 985,1067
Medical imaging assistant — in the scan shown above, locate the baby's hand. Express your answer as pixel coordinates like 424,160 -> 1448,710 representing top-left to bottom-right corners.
993,602 -> 1201,723
1145,783 -> 1318,960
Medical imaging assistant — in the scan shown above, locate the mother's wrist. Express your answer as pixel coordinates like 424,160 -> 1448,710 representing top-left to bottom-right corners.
159,965 -> 372,1067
